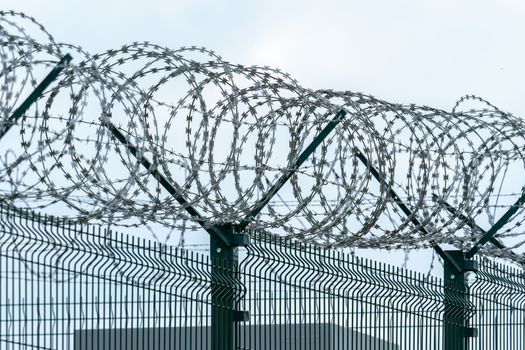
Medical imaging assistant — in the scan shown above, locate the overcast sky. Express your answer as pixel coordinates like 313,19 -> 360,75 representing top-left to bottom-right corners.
4,0 -> 525,117
3,1 -> 524,271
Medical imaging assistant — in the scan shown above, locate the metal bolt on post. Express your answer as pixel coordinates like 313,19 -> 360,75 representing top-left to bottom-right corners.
210,224 -> 250,350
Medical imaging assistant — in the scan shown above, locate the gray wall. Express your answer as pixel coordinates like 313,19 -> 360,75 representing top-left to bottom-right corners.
75,323 -> 399,349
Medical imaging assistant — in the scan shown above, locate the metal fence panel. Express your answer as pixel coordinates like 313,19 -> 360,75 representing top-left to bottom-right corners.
0,202 -> 523,349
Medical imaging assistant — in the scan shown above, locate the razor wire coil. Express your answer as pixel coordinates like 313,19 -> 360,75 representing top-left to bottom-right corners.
1,11 -> 525,262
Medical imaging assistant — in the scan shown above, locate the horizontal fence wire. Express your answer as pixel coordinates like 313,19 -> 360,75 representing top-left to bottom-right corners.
468,258 -> 525,349
239,231 -> 462,349
0,202 -> 238,350
0,200 -> 523,349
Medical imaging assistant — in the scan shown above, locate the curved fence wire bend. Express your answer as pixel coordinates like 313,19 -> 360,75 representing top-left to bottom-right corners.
469,260 -> 525,348
0,205 -> 525,350
0,202 -> 523,349
0,11 -> 525,261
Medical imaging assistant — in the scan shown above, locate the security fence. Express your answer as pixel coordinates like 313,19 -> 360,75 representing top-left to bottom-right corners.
1,202 -> 523,349
469,260 -> 525,348
2,10 -> 525,350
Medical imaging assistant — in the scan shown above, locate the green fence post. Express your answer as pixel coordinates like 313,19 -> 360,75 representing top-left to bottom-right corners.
210,224 -> 249,350
443,250 -> 478,350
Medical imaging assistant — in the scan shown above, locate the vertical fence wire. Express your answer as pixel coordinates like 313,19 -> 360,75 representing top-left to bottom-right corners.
0,202 -> 224,349
239,230 -> 456,349
0,201 -> 524,349
468,258 -> 525,349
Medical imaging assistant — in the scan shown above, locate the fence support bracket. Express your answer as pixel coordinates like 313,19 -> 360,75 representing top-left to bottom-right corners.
0,54 -> 72,140
210,223 -> 249,350
105,109 -> 346,350
444,250 -> 478,350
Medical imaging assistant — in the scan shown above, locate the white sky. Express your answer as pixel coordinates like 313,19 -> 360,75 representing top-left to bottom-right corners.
4,0 -> 525,116
3,0 -> 525,271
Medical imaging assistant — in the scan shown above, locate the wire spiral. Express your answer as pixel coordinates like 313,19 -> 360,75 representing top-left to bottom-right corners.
1,11 -> 524,261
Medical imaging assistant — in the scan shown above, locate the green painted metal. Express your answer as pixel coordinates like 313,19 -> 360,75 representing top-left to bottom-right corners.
103,119 -> 232,246
354,150 -> 463,273
443,251 -> 469,350
0,54 -> 72,140
354,147 -> 491,349
106,108 -> 347,350
434,195 -> 508,251
210,224 -> 237,350
237,109 -> 347,232
0,202 -> 523,349
467,192 -> 525,258
469,258 -> 525,349
104,120 -> 249,350
0,48 -> 523,350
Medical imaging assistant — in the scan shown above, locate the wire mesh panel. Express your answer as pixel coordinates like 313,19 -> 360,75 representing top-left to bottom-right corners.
239,231 -> 453,349
0,203 -> 225,349
0,201 -> 524,349
468,259 -> 525,349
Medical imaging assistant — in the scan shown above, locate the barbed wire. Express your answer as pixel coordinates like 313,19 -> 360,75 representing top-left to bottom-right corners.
1,11 -> 524,262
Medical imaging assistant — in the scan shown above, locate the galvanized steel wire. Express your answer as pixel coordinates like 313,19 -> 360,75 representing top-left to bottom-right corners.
1,11 -> 525,261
